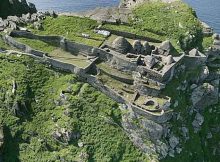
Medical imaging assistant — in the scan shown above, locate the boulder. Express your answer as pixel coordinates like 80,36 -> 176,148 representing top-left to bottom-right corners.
45,11 -> 58,18
213,39 -> 220,46
198,66 -> 209,82
190,84 -> 198,90
140,119 -> 163,141
212,33 -> 219,40
22,13 -> 31,23
191,82 -> 218,110
192,112 -> 204,133
7,16 -> 20,24
33,22 -> 43,30
155,140 -> 169,158
169,136 -> 179,149
8,21 -> 17,30
181,127 -> 189,140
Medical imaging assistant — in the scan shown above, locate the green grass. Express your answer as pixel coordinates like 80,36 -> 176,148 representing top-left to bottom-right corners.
160,64 -> 220,162
0,53 -> 150,162
15,38 -> 91,68
16,37 -> 57,53
202,36 -> 213,50
30,16 -> 105,47
97,62 -> 133,80
103,1 -> 203,52
49,49 -> 91,68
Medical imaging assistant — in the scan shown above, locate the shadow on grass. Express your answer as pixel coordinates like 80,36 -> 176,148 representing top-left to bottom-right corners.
2,126 -> 20,162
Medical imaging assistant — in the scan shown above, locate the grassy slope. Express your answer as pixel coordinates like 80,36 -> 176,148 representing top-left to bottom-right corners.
104,1 -> 211,52
0,54 -> 149,162
30,16 -> 104,47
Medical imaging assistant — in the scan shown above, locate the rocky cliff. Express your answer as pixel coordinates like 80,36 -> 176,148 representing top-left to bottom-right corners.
0,0 -> 36,18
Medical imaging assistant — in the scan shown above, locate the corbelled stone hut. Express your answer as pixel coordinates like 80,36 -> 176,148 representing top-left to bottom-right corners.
164,55 -> 175,65
159,40 -> 175,56
144,55 -> 157,69
112,36 -> 132,54
133,40 -> 142,54
142,41 -> 151,55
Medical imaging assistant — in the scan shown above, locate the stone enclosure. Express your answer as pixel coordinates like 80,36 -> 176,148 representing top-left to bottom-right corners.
0,27 -> 209,124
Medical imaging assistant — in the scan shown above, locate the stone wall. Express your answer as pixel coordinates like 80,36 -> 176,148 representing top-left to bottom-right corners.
100,69 -> 134,84
130,104 -> 173,124
137,66 -> 164,82
2,34 -> 44,57
83,73 -> 172,123
162,54 -> 185,83
2,34 -> 95,75
10,30 -> 100,56
99,27 -> 162,43
183,55 -> 207,69
1,33 -> 173,123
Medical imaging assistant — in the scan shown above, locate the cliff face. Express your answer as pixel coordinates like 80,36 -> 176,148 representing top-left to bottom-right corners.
0,0 -> 36,18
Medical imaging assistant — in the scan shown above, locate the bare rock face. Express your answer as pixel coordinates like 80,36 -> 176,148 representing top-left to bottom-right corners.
191,82 -> 219,110
0,0 -> 37,18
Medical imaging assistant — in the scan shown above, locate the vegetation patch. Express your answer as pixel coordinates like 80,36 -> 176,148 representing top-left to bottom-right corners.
30,16 -> 105,47
16,37 -> 57,53
103,1 -> 204,51
0,53 -> 149,162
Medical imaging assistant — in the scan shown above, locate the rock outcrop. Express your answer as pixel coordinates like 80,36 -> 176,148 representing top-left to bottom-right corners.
0,0 -> 36,18
191,81 -> 219,110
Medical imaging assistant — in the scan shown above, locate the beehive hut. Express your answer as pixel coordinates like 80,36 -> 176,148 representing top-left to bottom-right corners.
159,40 -> 175,56
164,55 -> 175,65
189,48 -> 202,56
144,55 -> 157,69
133,40 -> 142,54
142,41 -> 151,55
112,37 -> 132,54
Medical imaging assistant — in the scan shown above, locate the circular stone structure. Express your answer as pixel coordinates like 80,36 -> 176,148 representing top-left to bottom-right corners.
112,36 -> 132,54
164,55 -> 175,65
133,40 -> 142,53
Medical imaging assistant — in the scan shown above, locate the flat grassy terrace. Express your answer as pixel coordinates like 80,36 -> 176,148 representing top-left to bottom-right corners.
49,49 -> 91,68
103,1 -> 204,51
97,62 -> 133,80
16,37 -> 57,53
97,72 -> 135,101
30,16 -> 105,47
134,95 -> 168,111
16,38 -> 91,68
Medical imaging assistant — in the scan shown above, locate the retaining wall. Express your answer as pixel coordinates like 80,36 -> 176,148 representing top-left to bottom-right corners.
2,35 -> 45,57
98,27 -> 162,43
183,55 -> 207,69
100,69 -> 134,84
